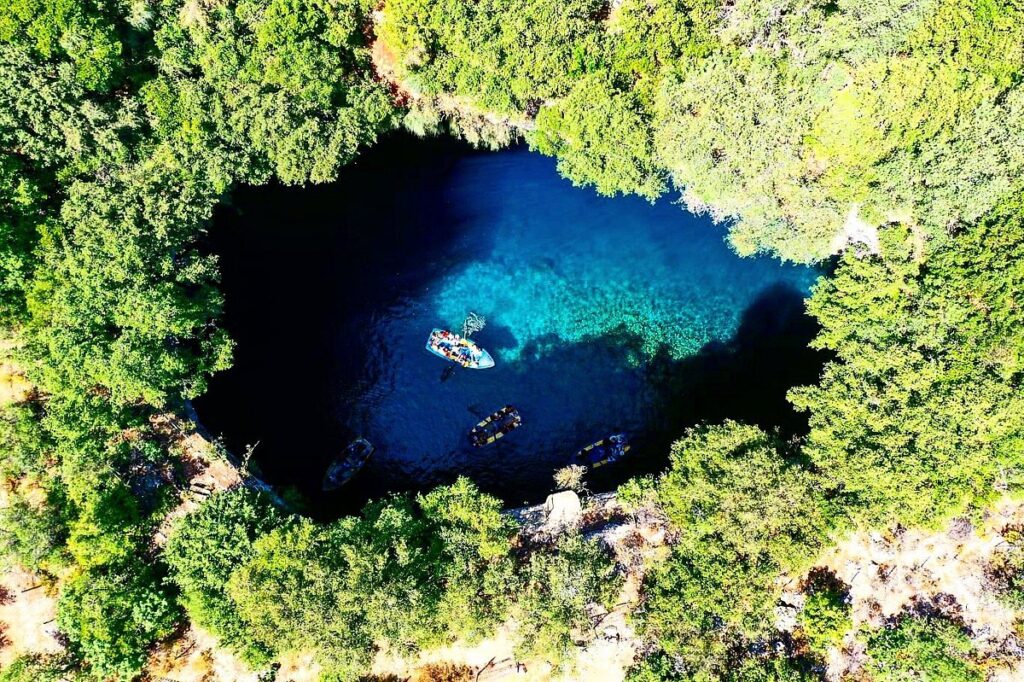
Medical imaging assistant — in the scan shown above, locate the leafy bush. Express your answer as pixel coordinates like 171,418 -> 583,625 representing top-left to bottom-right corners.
416,476 -> 519,642
56,563 -> 179,681
791,203 -> 1024,528
514,532 -> 622,670
0,491 -> 67,571
0,654 -> 73,682
636,422 -> 830,674
626,649 -> 816,681
227,516 -> 370,678
164,487 -> 283,665
797,570 -> 851,656
864,614 -> 983,682
0,0 -> 122,91
988,526 -> 1024,609
225,478 -> 518,677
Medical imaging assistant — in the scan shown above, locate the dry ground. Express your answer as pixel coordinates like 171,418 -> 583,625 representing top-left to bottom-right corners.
0,569 -> 61,668
813,498 -> 1024,680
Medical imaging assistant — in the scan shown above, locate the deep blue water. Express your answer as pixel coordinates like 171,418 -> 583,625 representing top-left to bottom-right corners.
197,134 -> 826,515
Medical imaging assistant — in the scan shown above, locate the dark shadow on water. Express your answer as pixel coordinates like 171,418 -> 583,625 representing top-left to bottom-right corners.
194,133 -> 487,497
584,282 -> 831,493
308,282 -> 827,518
478,322 -> 518,354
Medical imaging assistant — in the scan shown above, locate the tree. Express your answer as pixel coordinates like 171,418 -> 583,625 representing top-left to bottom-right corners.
790,204 -> 1024,528
333,480 -> 517,653
864,614 -> 983,682
0,42 -> 139,174
57,562 -> 179,681
531,72 -> 665,200
0,154 -> 45,324
0,654 -> 75,682
146,0 -> 395,185
164,487 -> 283,665
0,0 -> 123,91
223,479 -> 519,676
417,477 -> 519,643
65,480 -> 142,569
796,570 -> 851,657
0,491 -> 68,572
0,400 -> 52,482
380,0 -> 606,116
634,422 -> 831,675
226,517 -> 373,678
26,152 -> 233,407
514,532 -> 622,670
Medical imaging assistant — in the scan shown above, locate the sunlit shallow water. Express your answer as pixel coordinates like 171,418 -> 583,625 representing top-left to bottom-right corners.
197,135 -> 825,515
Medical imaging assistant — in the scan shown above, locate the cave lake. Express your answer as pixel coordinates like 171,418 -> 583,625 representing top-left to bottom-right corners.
196,133 -> 827,516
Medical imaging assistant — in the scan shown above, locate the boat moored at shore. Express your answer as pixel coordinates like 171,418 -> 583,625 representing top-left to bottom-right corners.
322,438 -> 374,491
575,434 -> 630,468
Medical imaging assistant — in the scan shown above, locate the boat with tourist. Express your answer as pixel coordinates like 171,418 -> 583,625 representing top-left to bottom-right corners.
575,433 -> 630,468
469,405 -> 523,447
322,438 -> 374,491
425,328 -> 495,369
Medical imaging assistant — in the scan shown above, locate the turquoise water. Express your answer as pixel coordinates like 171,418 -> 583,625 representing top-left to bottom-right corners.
431,153 -> 817,363
198,136 -> 824,512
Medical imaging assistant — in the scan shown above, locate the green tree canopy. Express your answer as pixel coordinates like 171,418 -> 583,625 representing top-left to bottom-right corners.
790,202 -> 1024,528
0,154 -> 45,325
164,487 -> 283,665
0,654 -> 75,682
147,0 -> 395,184
227,516 -> 371,677
634,422 -> 831,675
514,532 -> 622,670
224,478 -> 519,676
864,614 -> 983,682
0,0 -> 122,91
26,152 -> 232,407
796,571 -> 851,657
56,563 -> 179,681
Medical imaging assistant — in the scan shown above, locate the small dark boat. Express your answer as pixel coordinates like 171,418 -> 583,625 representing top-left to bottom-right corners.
575,433 -> 630,468
469,405 -> 523,447
322,438 -> 374,491
426,329 -> 495,369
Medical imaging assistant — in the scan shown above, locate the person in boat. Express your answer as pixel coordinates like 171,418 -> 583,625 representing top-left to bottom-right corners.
607,435 -> 628,462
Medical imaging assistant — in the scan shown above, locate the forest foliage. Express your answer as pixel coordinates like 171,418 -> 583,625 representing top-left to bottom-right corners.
621,422 -> 831,677
382,0 -> 1024,261
0,0 -> 1022,680
164,479 -> 616,678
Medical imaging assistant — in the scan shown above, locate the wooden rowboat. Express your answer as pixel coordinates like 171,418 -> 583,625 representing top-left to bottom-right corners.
322,438 -> 374,491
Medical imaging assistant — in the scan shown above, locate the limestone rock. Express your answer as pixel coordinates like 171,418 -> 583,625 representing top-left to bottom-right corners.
544,490 -> 582,529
